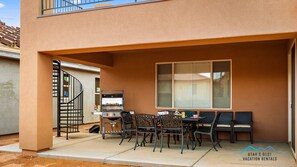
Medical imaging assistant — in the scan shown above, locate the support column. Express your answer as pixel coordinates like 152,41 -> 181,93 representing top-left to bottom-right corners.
294,38 -> 297,160
19,51 -> 53,155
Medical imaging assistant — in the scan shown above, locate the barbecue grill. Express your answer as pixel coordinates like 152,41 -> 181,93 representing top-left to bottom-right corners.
100,90 -> 124,139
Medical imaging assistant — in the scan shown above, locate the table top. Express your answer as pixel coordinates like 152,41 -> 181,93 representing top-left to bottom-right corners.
182,117 -> 205,123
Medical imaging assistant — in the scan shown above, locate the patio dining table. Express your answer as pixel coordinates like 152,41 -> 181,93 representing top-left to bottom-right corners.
182,117 -> 205,123
146,116 -> 205,144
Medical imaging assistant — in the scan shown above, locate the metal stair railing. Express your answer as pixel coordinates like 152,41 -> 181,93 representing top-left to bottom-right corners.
53,60 -> 84,140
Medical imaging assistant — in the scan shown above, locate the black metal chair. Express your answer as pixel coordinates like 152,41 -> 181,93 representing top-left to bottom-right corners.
119,111 -> 136,145
159,114 -> 189,154
184,110 -> 196,118
197,111 -> 215,142
215,111 -> 234,143
134,114 -> 158,151
233,111 -> 253,144
193,112 -> 222,151
199,111 -> 215,127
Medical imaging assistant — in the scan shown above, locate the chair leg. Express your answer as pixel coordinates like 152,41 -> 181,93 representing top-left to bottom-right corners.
216,131 -> 219,142
210,133 -> 217,151
199,133 -> 202,146
142,133 -> 146,147
181,134 -> 184,154
230,131 -> 234,143
167,134 -> 170,148
153,132 -> 157,152
160,133 -> 164,152
250,132 -> 253,144
235,132 -> 238,141
134,132 -> 139,150
128,131 -> 133,142
186,132 -> 190,150
192,132 -> 197,150
119,132 -> 126,145
150,133 -> 153,143
173,135 -> 176,144
214,131 -> 222,148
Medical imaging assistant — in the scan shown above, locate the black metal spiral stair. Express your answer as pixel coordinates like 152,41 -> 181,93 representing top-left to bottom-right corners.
53,60 -> 84,140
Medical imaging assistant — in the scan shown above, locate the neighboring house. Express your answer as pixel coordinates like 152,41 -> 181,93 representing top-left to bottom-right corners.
21,0 -> 297,159
0,44 -> 100,135
0,21 -> 20,48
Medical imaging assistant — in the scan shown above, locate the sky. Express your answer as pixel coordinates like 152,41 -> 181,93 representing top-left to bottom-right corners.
0,0 -> 20,27
0,0 -> 147,28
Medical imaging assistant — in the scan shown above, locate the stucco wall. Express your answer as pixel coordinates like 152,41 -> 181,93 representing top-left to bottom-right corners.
101,40 -> 288,142
0,56 -> 99,135
0,57 -> 19,135
23,0 -> 297,55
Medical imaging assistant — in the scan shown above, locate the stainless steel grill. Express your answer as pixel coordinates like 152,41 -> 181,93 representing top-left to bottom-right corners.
100,90 -> 124,139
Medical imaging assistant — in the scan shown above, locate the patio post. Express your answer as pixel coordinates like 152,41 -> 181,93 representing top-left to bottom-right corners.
19,52 -> 53,156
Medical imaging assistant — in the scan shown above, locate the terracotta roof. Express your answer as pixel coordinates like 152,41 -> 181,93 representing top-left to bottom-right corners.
0,20 -> 20,48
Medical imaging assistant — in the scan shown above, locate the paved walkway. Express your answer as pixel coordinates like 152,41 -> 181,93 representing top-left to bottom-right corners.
0,133 -> 296,167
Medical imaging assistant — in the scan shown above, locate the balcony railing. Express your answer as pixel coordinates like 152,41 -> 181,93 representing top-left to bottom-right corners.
41,0 -> 155,15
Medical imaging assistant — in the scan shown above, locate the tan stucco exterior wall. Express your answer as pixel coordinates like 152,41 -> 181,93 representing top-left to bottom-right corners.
21,0 -> 297,153
26,0 -> 297,55
101,40 -> 288,142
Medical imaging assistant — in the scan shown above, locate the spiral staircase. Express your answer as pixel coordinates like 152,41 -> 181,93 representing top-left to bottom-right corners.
53,60 -> 84,140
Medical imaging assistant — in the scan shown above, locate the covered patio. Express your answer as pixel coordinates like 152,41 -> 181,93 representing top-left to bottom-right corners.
0,132 -> 295,166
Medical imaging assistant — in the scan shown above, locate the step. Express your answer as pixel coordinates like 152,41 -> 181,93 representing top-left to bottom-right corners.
60,116 -> 83,118
60,122 -> 80,125
60,109 -> 83,111
60,118 -> 83,122
60,104 -> 75,106
60,111 -> 82,114
60,124 -> 80,127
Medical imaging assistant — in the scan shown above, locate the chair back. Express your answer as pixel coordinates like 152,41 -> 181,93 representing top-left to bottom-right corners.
135,114 -> 156,129
218,112 -> 233,124
184,110 -> 196,118
199,111 -> 215,124
235,111 -> 252,124
159,114 -> 183,129
120,111 -> 134,129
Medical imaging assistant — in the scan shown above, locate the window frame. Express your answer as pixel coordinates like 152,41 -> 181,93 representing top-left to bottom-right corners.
155,59 -> 232,110
95,77 -> 101,109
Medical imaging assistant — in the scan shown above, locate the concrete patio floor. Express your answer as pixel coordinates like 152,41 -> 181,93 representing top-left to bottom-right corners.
0,133 -> 296,167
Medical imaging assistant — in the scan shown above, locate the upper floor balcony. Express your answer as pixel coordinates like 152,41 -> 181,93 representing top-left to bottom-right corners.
41,0 -> 161,15
21,0 -> 297,56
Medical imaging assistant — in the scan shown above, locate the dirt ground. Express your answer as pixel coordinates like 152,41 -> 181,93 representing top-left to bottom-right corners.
0,151 -> 130,167
0,151 -> 129,167
0,123 -> 130,167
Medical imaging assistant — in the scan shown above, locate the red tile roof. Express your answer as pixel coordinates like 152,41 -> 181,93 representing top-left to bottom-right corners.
0,20 -> 20,48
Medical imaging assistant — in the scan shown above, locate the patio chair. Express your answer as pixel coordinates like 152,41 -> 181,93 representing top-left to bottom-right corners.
119,111 -> 136,145
199,111 -> 215,127
233,111 -> 253,144
197,111 -> 215,142
193,112 -> 222,151
184,110 -> 196,118
215,111 -> 234,143
134,114 -> 158,152
159,114 -> 189,154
